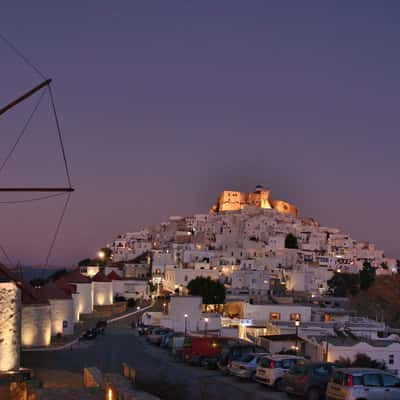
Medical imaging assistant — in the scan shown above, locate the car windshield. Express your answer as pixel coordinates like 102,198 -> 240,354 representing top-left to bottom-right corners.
259,358 -> 271,368
239,354 -> 255,363
290,364 -> 306,375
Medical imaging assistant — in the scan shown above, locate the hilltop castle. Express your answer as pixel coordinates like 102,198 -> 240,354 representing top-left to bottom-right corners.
210,185 -> 298,218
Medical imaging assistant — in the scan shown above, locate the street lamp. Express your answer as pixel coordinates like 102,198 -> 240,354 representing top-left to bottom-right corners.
204,317 -> 209,337
97,250 -> 106,269
136,306 -> 141,326
184,313 -> 188,336
163,302 -> 167,314
294,318 -> 301,354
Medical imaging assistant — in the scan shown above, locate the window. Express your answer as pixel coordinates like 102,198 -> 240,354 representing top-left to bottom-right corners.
282,359 -> 296,369
382,374 -> 400,387
269,312 -> 281,321
184,275 -> 188,282
389,354 -> 394,365
332,371 -> 345,385
313,365 -> 329,376
324,313 -> 332,322
363,374 -> 382,387
290,313 -> 301,321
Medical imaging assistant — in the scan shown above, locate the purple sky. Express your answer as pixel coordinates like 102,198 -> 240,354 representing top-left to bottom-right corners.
1,2 -> 400,266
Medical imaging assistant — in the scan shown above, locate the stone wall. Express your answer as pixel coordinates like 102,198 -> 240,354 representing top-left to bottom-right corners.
49,299 -> 74,336
21,304 -> 51,348
75,283 -> 93,317
93,282 -> 113,306
270,199 -> 298,218
0,282 -> 21,371
92,302 -> 127,319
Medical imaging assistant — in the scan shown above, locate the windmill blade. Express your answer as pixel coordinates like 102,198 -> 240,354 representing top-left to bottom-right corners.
0,79 -> 51,117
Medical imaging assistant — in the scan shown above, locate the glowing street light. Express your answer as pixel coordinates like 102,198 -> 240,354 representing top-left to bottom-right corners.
184,313 -> 188,336
294,318 -> 301,354
98,250 -> 106,260
204,317 -> 209,337
163,302 -> 167,314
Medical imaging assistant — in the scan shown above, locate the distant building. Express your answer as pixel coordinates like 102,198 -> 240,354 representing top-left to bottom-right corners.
210,186 -> 298,217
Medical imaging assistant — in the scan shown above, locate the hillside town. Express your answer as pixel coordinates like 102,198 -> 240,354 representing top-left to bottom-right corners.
3,1 -> 400,399
1,187 -> 400,399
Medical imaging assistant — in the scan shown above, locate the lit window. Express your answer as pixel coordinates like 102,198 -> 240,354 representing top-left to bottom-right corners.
290,313 -> 301,321
269,312 -> 281,321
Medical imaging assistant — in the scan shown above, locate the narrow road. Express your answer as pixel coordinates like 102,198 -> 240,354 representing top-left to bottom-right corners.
22,325 -> 289,400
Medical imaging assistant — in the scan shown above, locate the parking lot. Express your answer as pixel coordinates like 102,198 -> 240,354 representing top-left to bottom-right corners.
22,326 -> 289,400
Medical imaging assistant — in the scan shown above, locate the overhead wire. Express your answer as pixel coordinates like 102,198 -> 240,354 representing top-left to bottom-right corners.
44,192 -> 72,267
0,192 -> 67,205
0,242 -> 14,268
0,32 -> 47,80
48,85 -> 72,188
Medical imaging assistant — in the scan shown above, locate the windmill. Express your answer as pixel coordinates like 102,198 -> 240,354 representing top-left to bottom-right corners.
0,33 -> 74,267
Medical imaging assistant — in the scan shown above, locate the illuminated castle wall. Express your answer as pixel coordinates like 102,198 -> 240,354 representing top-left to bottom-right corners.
210,185 -> 298,218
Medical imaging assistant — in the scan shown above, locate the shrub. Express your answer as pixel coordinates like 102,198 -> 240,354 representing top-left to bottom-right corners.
127,298 -> 137,308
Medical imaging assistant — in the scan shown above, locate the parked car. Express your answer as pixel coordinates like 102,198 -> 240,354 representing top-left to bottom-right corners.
95,320 -> 107,335
283,361 -> 336,400
138,325 -> 158,336
183,336 -> 224,366
255,354 -> 304,390
228,352 -> 270,380
326,368 -> 400,400
146,328 -> 171,345
81,329 -> 97,340
160,331 -> 175,348
217,343 -> 265,372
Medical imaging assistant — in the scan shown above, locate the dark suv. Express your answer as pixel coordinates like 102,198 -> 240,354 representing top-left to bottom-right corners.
283,361 -> 337,400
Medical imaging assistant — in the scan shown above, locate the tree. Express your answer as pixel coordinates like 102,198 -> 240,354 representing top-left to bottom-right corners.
359,261 -> 376,291
47,268 -> 68,282
380,262 -> 388,270
337,353 -> 386,370
327,272 -> 359,297
78,258 -> 92,267
127,298 -> 137,308
187,277 -> 226,308
30,278 -> 47,287
285,233 -> 298,249
30,268 -> 68,287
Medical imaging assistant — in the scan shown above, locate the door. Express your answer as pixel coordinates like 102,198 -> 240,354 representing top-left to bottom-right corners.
361,373 -> 384,400
381,374 -> 400,400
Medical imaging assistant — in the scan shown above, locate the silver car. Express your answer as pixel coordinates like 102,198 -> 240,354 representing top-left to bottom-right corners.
326,368 -> 400,400
228,352 -> 270,380
255,354 -> 304,390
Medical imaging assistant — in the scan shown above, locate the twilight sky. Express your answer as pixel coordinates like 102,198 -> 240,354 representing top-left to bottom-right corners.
1,1 -> 400,266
